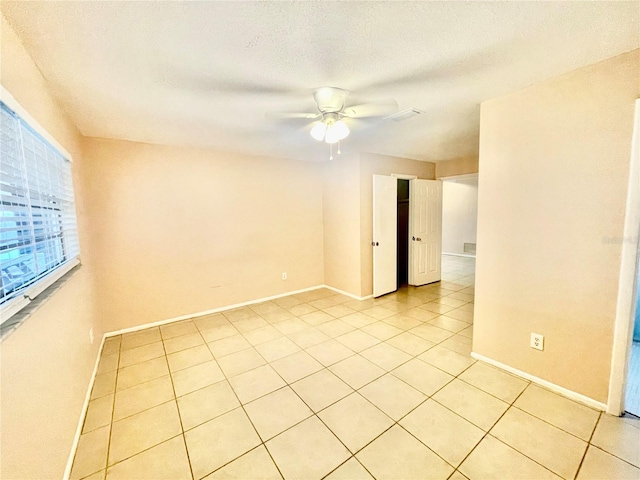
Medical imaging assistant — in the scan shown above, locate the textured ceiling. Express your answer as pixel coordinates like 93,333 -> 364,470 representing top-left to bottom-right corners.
2,1 -> 638,162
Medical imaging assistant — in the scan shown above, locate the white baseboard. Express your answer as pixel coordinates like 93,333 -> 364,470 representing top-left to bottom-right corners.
471,352 -> 607,411
63,334 -> 106,480
105,284 -> 327,337
323,284 -> 372,301
442,252 -> 476,258
105,284 -> 375,338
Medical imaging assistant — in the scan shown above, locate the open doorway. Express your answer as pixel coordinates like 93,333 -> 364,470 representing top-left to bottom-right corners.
624,259 -> 640,416
397,179 -> 410,288
394,176 -> 473,289
372,175 -> 442,297
439,175 -> 478,300
441,175 -> 478,258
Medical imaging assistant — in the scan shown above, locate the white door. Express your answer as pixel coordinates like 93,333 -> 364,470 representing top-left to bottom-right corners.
373,175 -> 397,297
409,179 -> 442,286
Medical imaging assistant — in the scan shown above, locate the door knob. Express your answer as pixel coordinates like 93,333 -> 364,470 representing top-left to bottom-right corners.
371,241 -> 379,246
416,237 -> 422,241
413,237 -> 422,241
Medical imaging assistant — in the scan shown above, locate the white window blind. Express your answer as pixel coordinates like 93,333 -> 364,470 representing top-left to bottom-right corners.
0,101 -> 80,321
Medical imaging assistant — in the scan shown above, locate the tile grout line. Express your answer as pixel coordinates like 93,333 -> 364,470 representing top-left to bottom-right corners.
318,374 -> 460,476
99,324 -> 420,444
308,327 -> 483,476
198,310 -> 361,479
199,308 -> 421,480
117,325 -> 270,478
483,385 -> 590,480
507,403 -> 598,443
102,336 -> 122,479
200,322 -> 288,480
383,361 -> 487,472
584,444 -> 640,469
451,384 -> 533,476
583,412 -> 640,470
312,399 -> 394,479
573,411 -> 603,480
493,393 -> 638,475
92,333 -> 192,475
319,455 -> 373,480
98,431 -> 185,475
162,326 -> 197,480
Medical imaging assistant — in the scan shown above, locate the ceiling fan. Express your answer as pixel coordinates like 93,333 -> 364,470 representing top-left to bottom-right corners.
269,86 -> 398,159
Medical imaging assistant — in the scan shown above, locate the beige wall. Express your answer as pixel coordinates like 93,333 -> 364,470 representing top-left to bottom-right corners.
82,138 -> 325,331
435,156 -> 479,179
323,153 -> 362,296
442,178 -> 478,255
359,153 -> 435,297
474,50 -> 639,403
0,14 -> 101,480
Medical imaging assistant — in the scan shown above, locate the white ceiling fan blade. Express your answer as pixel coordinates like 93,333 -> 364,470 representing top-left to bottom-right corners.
341,117 -> 384,135
269,118 -> 320,135
354,43 -> 512,92
266,112 -> 319,120
342,99 -> 398,119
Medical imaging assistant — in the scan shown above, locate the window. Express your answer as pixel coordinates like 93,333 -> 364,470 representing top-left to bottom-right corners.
0,99 -> 80,324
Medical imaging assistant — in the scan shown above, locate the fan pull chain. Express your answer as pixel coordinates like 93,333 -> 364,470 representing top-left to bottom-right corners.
337,140 -> 341,155
329,143 -> 333,161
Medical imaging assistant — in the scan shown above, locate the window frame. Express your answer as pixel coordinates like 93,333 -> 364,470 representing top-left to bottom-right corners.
0,86 -> 80,324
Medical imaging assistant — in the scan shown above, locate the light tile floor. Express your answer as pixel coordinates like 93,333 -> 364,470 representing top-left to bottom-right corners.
72,256 -> 640,480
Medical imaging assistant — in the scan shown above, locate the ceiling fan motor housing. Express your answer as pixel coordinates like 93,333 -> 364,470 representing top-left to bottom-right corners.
322,112 -> 339,125
314,87 -> 349,113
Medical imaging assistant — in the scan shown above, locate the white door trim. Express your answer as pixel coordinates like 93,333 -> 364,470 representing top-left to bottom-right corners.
391,173 -> 418,180
607,98 -> 640,415
438,172 -> 479,182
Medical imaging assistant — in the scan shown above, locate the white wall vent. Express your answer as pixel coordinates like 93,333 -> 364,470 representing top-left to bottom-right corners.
384,108 -> 425,122
463,243 -> 477,255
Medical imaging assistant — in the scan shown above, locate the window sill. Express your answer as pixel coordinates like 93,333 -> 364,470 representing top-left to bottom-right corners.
0,263 -> 81,341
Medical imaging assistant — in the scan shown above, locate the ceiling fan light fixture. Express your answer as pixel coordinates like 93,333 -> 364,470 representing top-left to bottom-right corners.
270,86 -> 393,159
324,120 -> 350,144
335,120 -> 350,139
310,121 -> 327,141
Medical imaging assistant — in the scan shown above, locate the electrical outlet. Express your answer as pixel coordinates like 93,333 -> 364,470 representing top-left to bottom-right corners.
89,327 -> 94,344
530,333 -> 544,351
282,272 -> 287,280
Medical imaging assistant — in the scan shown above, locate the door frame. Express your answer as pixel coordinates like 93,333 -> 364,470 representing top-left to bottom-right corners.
607,99 -> 640,415
371,173 -> 425,297
392,174 -> 418,181
439,173 -> 479,259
